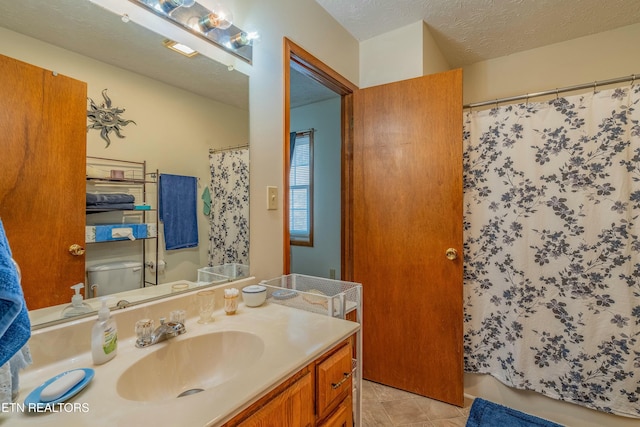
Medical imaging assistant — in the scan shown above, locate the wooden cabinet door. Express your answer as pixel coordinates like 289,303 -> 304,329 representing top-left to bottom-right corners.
238,372 -> 314,427
353,69 -> 464,406
0,54 -> 86,309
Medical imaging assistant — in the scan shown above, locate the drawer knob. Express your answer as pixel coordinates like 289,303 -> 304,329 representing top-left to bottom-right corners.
331,372 -> 352,390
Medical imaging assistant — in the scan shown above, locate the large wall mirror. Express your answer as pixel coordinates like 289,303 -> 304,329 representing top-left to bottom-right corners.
0,0 -> 249,328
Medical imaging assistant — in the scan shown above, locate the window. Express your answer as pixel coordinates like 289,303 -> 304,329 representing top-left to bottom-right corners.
289,130 -> 313,246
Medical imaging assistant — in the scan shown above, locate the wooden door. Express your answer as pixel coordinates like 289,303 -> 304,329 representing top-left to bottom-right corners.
0,54 -> 87,310
353,69 -> 463,406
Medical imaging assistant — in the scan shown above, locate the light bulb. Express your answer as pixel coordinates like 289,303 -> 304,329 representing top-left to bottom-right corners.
229,31 -> 259,49
158,0 -> 195,14
229,32 -> 248,49
212,3 -> 233,30
199,9 -> 233,31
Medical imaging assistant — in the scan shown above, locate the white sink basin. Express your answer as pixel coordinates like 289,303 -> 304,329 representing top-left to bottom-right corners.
117,331 -> 264,402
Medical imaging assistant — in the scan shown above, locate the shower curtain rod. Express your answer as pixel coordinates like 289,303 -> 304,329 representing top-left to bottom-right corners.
463,73 -> 637,109
209,143 -> 249,154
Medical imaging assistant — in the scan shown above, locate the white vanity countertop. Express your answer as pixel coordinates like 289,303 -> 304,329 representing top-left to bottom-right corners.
4,302 -> 360,426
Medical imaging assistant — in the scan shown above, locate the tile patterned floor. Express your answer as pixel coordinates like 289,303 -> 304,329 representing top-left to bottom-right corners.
361,380 -> 472,427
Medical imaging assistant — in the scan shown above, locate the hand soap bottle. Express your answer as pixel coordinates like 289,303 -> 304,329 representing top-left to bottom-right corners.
91,298 -> 118,365
61,283 -> 93,318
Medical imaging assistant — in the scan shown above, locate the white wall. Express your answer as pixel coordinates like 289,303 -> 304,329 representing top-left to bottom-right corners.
290,97 -> 342,279
360,21 -> 424,88
0,27 -> 249,284
235,0 -> 359,281
360,21 -> 450,88
462,23 -> 640,105
460,22 -> 640,427
422,22 -> 450,76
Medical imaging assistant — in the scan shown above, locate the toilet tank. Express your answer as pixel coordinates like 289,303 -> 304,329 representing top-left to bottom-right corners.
86,261 -> 143,298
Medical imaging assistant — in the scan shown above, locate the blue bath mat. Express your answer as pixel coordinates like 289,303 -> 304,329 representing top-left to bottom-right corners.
466,398 -> 563,427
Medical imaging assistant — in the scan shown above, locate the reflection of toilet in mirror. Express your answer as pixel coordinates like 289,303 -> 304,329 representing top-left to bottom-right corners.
86,261 -> 142,298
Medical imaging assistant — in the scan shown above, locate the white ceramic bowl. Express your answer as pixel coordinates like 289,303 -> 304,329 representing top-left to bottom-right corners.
242,285 -> 267,307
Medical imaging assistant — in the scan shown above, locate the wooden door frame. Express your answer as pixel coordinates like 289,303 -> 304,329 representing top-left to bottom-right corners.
283,38 -> 358,279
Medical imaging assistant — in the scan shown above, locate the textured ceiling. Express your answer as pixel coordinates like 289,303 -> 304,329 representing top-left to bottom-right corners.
0,0 -> 248,110
315,0 -> 640,67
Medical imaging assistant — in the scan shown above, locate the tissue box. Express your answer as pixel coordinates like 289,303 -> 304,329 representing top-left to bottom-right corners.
86,224 -> 148,242
85,226 -> 96,243
146,223 -> 157,238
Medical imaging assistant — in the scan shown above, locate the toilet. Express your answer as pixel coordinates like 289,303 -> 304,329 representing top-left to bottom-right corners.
86,261 -> 143,298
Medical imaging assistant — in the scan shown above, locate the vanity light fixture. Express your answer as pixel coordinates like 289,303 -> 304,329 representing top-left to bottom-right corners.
163,39 -> 198,57
129,0 -> 255,63
157,0 -> 196,14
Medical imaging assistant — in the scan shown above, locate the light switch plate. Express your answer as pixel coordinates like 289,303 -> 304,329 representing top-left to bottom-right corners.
267,186 -> 278,210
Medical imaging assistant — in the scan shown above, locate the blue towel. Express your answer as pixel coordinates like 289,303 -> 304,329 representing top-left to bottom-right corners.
466,398 -> 563,427
159,174 -> 198,250
0,219 -> 31,367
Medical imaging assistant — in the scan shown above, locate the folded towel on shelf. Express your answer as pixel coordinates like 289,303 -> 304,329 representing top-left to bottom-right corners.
466,398 -> 563,427
86,203 -> 135,211
0,219 -> 31,367
86,193 -> 135,205
159,174 -> 198,250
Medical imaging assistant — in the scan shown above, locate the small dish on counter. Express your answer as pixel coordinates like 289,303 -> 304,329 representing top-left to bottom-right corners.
24,368 -> 94,409
242,285 -> 267,307
272,289 -> 297,300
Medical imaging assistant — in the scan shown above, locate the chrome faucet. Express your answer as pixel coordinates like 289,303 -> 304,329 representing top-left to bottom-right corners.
135,318 -> 186,348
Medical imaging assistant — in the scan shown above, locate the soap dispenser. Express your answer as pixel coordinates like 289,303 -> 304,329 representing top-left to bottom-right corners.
61,283 -> 93,318
91,298 -> 118,365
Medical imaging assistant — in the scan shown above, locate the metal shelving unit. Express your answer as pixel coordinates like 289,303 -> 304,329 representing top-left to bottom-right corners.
85,156 -> 159,288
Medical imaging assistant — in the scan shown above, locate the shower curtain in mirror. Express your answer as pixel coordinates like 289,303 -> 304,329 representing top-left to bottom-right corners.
463,84 -> 640,417
208,148 -> 249,266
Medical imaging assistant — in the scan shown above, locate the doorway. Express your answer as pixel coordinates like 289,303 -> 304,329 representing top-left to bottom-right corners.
283,39 -> 464,407
283,38 -> 357,279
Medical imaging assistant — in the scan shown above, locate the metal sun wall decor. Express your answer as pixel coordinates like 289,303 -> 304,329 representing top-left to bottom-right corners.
87,89 -> 136,148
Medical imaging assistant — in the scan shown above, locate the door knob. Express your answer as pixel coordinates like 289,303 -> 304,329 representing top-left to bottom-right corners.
69,244 -> 85,256
445,248 -> 458,260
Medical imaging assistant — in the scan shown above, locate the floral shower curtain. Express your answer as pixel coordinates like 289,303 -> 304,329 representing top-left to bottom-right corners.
208,148 -> 249,266
463,84 -> 640,417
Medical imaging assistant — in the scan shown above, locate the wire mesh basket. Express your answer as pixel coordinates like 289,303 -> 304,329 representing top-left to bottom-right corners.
260,274 -> 362,319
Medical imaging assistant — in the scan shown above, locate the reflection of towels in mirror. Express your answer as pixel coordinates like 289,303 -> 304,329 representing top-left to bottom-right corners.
86,193 -> 135,205
0,218 -> 31,374
159,174 -> 199,250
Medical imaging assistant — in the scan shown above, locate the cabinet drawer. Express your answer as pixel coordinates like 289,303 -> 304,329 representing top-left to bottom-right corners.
318,395 -> 353,427
316,342 -> 352,419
